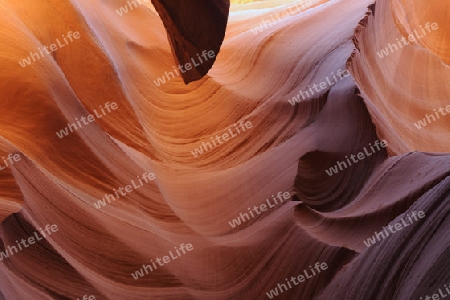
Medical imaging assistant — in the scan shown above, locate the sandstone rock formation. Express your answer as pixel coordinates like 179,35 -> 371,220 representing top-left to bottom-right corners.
0,0 -> 448,299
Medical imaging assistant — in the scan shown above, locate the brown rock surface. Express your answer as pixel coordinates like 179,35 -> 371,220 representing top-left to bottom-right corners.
0,0 -> 449,299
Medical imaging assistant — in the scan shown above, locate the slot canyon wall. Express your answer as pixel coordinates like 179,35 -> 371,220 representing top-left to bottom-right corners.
0,0 -> 449,299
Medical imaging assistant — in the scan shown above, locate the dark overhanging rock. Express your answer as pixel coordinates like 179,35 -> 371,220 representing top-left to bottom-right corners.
151,0 -> 230,84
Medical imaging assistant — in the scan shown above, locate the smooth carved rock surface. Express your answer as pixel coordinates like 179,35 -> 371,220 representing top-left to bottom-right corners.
0,0 -> 449,299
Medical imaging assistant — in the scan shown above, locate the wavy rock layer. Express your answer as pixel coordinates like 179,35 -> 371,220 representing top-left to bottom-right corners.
0,0 -> 449,299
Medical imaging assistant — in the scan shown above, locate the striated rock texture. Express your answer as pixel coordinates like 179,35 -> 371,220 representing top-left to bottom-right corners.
0,0 -> 449,299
